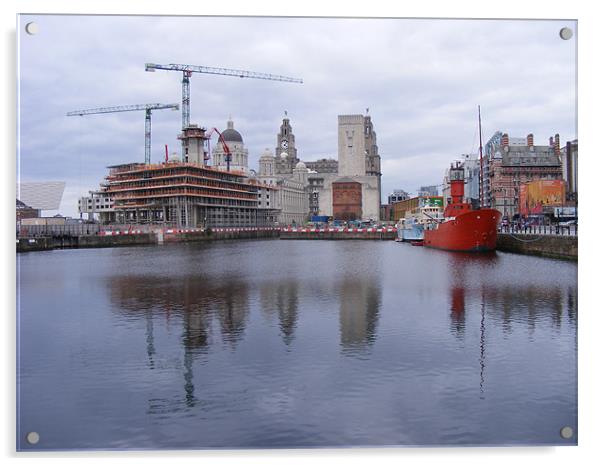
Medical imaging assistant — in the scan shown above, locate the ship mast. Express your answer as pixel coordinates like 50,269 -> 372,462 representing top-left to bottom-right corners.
478,105 -> 484,208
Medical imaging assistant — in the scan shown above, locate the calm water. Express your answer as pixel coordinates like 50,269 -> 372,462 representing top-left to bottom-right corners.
17,240 -> 577,450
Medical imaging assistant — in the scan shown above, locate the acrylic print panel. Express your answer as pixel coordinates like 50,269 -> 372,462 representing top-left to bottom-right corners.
16,14 -> 577,451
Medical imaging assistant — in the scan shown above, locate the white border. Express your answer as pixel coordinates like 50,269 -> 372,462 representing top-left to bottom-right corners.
3,1 -> 598,465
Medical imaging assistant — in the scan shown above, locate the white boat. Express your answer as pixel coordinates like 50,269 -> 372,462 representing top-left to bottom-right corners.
396,198 -> 444,242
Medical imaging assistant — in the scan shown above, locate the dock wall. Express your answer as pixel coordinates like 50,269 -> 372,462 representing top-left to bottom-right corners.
16,227 -> 279,253
496,233 -> 577,260
280,229 -> 396,240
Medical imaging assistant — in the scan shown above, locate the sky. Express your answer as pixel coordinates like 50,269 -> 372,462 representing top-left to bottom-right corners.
17,15 -> 577,217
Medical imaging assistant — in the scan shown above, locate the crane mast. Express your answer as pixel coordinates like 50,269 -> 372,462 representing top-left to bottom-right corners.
182,71 -> 192,130
145,63 -> 303,155
67,103 -> 179,164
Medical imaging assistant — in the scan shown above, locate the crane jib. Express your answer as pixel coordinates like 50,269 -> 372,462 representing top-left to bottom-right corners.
145,63 -> 303,83
66,103 -> 179,165
144,62 -> 302,158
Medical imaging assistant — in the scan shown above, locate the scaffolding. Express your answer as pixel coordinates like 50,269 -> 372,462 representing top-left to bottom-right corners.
103,162 -> 263,228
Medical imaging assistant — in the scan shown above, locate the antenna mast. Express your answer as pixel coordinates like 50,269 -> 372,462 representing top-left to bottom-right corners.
478,105 -> 484,208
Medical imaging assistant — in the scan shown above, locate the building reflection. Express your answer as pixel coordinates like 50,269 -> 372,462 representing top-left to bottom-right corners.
107,274 -> 249,410
259,280 -> 299,345
480,286 -> 564,333
338,278 -> 381,355
444,251 -> 572,333
446,252 -> 483,339
145,310 -> 156,370
567,286 -> 577,322
444,251 -> 577,399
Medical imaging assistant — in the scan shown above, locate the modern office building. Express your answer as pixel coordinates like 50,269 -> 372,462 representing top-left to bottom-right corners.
388,190 -> 409,204
78,191 -> 115,222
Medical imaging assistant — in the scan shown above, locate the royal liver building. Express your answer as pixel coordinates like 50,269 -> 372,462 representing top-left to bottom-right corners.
258,111 -> 382,222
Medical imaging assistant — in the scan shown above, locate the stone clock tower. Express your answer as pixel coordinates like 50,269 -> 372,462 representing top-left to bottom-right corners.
275,113 -> 300,174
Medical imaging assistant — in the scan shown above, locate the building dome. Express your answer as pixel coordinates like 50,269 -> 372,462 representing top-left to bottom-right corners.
221,128 -> 243,143
295,161 -> 307,170
221,118 -> 243,143
260,148 -> 274,159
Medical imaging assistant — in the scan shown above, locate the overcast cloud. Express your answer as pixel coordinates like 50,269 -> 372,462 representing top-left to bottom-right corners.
17,15 -> 576,217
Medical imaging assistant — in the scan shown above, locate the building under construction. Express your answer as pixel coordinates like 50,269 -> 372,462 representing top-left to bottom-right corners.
95,121 -> 283,228
101,160 -> 279,228
72,62 -> 304,228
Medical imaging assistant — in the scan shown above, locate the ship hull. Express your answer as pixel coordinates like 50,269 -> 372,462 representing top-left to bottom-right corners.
423,209 -> 501,252
400,224 -> 424,241
397,218 -> 425,241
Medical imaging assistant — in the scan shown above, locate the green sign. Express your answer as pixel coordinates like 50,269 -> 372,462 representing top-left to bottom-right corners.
421,197 -> 443,207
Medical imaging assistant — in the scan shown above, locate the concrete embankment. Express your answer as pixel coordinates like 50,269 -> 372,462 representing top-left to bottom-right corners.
280,228 -> 396,240
163,228 -> 280,243
496,233 -> 577,260
17,233 -> 158,252
16,228 -> 279,253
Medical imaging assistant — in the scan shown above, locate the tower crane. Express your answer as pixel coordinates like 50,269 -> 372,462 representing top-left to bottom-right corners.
67,103 -> 179,164
144,63 -> 303,131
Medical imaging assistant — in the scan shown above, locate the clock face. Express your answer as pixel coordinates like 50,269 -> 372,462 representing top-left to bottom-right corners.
281,139 -> 288,149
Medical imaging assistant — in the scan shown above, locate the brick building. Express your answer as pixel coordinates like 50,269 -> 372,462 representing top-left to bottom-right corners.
483,132 -> 563,218
332,178 -> 362,221
16,199 -> 39,223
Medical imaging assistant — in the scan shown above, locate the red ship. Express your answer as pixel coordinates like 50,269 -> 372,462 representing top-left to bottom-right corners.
423,161 -> 501,252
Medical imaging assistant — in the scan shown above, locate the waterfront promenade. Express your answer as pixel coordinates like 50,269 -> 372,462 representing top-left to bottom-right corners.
17,222 -> 577,260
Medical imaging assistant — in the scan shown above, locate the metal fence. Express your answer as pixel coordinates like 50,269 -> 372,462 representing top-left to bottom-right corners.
18,224 -> 101,237
498,224 -> 577,237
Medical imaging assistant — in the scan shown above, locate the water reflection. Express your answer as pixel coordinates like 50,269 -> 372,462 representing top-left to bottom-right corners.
108,275 -> 250,348
444,252 -> 575,333
338,278 -> 381,355
445,252 -> 496,340
145,311 -> 156,370
259,281 -> 299,345
567,286 -> 577,322
479,296 -> 486,399
449,287 -> 466,338
18,241 -> 577,448
108,275 -> 250,411
444,251 -> 578,401
481,286 -> 566,332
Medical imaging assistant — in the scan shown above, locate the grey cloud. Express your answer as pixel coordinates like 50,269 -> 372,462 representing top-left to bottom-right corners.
18,15 -> 576,216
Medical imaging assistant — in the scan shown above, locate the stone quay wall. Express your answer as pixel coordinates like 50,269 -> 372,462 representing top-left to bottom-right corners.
16,227 -> 280,253
496,233 -> 577,260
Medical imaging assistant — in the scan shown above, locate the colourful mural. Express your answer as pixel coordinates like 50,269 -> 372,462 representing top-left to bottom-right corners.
519,180 -> 566,216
